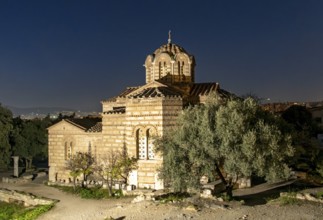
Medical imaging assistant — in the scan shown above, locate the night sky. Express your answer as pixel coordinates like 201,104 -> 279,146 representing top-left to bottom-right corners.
1,1 -> 323,111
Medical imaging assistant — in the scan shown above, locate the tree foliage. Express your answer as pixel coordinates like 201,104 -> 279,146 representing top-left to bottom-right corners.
156,95 -> 294,197
0,104 -> 13,169
10,116 -> 51,169
281,105 -> 322,173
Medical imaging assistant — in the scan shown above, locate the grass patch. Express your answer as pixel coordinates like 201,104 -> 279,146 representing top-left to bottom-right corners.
315,191 -> 323,199
278,195 -> 299,205
0,201 -> 55,220
50,185 -> 122,199
155,192 -> 190,204
268,192 -> 300,206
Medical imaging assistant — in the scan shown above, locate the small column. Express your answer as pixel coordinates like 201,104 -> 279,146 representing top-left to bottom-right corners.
12,156 -> 19,177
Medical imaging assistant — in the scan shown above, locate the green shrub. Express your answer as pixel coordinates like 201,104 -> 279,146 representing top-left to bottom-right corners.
79,187 -> 110,199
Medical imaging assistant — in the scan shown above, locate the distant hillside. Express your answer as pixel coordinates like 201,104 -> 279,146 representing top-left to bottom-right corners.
7,106 -> 76,117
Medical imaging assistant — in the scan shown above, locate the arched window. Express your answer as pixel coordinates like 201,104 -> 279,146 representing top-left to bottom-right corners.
136,128 -> 155,160
147,129 -> 155,159
88,141 -> 92,155
65,141 -> 73,160
64,142 -> 68,160
137,129 -> 146,159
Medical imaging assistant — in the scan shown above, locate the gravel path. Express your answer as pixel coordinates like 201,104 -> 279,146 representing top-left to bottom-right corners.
1,176 -> 323,220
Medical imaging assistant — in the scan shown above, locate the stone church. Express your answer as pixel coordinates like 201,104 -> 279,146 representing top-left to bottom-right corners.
48,34 -> 232,189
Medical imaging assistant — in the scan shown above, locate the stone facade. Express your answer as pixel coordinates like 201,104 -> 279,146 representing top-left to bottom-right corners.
48,35 -> 232,189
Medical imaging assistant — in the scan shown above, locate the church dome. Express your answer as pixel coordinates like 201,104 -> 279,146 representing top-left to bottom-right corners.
153,43 -> 187,57
144,32 -> 195,84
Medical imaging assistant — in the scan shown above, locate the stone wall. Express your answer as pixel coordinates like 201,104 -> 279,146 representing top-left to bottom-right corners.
0,188 -> 56,207
48,121 -> 102,183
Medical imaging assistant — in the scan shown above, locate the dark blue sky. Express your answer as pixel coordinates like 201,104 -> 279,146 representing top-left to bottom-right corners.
1,0 -> 323,111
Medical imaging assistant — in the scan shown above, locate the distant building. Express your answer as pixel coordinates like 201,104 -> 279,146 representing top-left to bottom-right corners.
261,102 -> 305,114
47,34 -> 233,189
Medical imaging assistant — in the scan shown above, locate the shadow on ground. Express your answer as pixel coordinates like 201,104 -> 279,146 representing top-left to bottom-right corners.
235,180 -> 320,206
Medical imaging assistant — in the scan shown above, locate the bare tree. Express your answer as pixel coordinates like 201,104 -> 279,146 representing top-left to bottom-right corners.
66,152 -> 95,189
95,148 -> 137,195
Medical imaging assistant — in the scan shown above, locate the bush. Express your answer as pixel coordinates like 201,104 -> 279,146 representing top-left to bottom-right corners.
50,184 -> 120,199
79,187 -> 110,199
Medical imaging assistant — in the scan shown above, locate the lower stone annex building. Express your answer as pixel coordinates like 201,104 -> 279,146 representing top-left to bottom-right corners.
47,34 -> 232,189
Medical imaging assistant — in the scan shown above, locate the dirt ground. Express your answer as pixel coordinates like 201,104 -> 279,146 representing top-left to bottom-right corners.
1,175 -> 323,220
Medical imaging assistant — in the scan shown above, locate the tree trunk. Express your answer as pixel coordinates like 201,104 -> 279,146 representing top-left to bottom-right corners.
106,177 -> 112,196
82,172 -> 87,188
214,162 -> 233,200
28,158 -> 33,169
225,184 -> 233,200
214,163 -> 227,185
73,176 -> 76,191
25,158 -> 28,171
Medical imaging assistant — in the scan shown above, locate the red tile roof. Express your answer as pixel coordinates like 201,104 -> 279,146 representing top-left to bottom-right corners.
65,118 -> 102,132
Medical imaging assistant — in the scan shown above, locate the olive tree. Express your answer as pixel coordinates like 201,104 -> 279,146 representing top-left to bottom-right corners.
156,95 -> 294,198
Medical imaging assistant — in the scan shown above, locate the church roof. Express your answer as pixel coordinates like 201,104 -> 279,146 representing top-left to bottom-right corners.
118,87 -> 140,97
189,83 -> 219,96
65,118 -> 102,132
104,107 -> 126,114
128,86 -> 182,99
104,81 -> 234,103
105,87 -> 139,102
189,82 -> 234,99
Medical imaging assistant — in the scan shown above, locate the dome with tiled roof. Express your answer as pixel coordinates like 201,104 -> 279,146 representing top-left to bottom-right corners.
144,31 -> 195,84
153,42 -> 187,57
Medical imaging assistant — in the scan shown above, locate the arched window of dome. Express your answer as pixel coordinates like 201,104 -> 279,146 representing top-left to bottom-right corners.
177,61 -> 180,76
181,61 -> 184,75
158,62 -> 162,79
